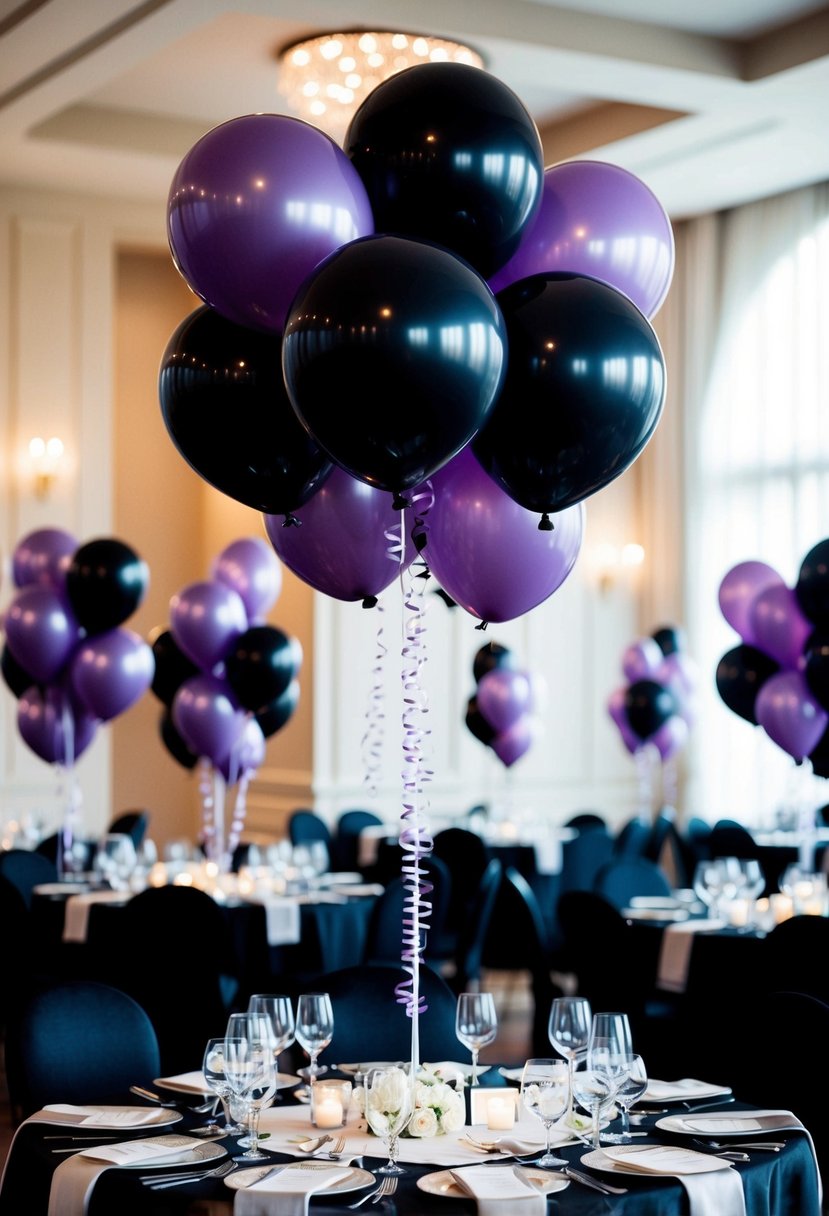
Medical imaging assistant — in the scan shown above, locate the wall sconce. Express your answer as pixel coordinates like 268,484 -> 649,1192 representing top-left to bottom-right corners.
590,541 -> 645,594
28,436 -> 65,499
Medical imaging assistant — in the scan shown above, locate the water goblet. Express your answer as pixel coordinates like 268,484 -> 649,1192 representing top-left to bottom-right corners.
364,1066 -> 413,1175
296,992 -> 334,1082
571,1058 -> 616,1150
520,1058 -> 569,1167
455,991 -> 497,1082
223,1032 -> 277,1160
600,1053 -> 648,1144
94,833 -> 137,890
547,995 -> 591,1125
201,1036 -> 239,1135
248,993 -> 296,1065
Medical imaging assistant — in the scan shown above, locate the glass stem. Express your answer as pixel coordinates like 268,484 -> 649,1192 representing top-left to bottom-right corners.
566,1056 -> 575,1120
592,1103 -> 601,1149
388,1132 -> 398,1165
248,1104 -> 261,1149
471,1049 -> 478,1080
620,1105 -> 630,1139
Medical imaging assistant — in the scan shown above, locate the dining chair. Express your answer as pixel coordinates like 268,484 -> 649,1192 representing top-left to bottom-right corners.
557,823 -> 615,894
563,810 -> 608,832
763,914 -> 829,1004
366,856 -> 452,966
431,827 -> 492,960
107,808 -> 150,847
5,979 -> 161,1122
0,847 -> 58,908
442,857 -> 503,994
592,855 -> 673,910
287,808 -> 332,869
331,808 -> 384,871
612,815 -> 651,859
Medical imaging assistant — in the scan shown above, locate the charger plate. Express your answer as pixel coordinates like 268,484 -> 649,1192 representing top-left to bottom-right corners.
225,1163 -> 374,1193
417,1167 -> 569,1197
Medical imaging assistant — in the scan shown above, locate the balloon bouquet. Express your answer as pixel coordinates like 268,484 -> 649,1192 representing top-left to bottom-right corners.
148,537 -> 301,871
607,626 -> 699,814
1,528 -> 154,874
159,60 -> 673,1069
465,642 -> 547,770
716,541 -> 829,780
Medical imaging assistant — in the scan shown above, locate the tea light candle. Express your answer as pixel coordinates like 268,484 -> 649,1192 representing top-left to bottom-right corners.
486,1096 -> 515,1130
315,1096 -> 343,1128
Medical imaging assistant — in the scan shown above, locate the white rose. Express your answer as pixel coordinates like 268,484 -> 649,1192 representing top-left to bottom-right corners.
439,1097 -> 465,1132
408,1106 -> 439,1137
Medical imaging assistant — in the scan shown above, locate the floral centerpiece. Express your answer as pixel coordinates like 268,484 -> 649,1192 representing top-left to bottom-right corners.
355,1064 -> 465,1139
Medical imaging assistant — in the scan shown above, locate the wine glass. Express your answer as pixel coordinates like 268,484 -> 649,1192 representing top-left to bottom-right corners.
94,833 -> 137,890
520,1058 -> 569,1167
225,1012 -> 273,1138
295,992 -> 334,1081
735,858 -> 765,929
547,995 -> 592,1125
223,1031 -> 277,1160
587,1012 -> 632,1144
455,991 -> 497,1081
601,1053 -> 648,1144
201,1036 -> 239,1136
364,1066 -> 413,1175
247,993 -> 296,1068
571,1058 -> 616,1149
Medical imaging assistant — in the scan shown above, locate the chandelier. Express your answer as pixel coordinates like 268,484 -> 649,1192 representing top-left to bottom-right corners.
276,29 -> 485,142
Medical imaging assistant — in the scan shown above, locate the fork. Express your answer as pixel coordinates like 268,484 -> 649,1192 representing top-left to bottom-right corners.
371,1177 -> 399,1204
693,1138 -> 784,1152
563,1166 -> 628,1195
324,1136 -> 347,1160
141,1158 -> 238,1188
347,1175 -> 394,1209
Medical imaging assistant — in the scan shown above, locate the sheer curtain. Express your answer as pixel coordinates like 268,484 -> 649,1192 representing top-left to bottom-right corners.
675,183 -> 829,824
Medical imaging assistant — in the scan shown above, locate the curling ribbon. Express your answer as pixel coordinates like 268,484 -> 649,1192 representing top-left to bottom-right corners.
360,600 -> 387,797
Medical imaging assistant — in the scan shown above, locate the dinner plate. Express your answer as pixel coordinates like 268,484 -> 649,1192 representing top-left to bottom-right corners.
580,1146 -> 732,1177
225,1163 -> 374,1193
154,1072 -> 300,1095
107,1137 -> 226,1170
336,1061 -> 405,1076
417,1167 -> 569,1198
40,1104 -> 183,1130
643,1079 -> 732,1103
656,1112 -> 802,1137
33,882 -> 94,897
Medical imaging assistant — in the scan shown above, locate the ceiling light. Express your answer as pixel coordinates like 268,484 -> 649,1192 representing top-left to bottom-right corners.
276,29 -> 485,143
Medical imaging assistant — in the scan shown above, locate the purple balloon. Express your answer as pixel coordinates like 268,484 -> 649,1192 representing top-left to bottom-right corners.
607,686 -> 642,755
4,585 -> 81,683
477,668 -> 533,733
172,673 -> 247,767
755,670 -> 828,762
17,684 -> 97,765
651,715 -> 689,761
655,651 -> 699,700
218,716 -> 266,783
170,580 -> 248,671
491,715 -> 537,767
70,628 -> 155,721
622,637 -> 663,683
488,160 -> 675,319
211,537 -> 282,622
167,114 -> 374,334
424,447 -> 584,623
264,466 -> 418,603
749,583 -> 813,669
718,560 -> 785,644
12,528 -> 78,590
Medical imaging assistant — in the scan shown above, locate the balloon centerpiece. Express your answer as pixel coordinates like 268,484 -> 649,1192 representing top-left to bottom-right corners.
1,529 -> 154,875
149,537 -> 301,871
607,626 -> 698,816
161,57 -> 673,1077
465,641 -> 547,778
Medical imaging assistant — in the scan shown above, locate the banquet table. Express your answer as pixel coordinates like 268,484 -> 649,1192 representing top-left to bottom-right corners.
0,1085 -> 821,1216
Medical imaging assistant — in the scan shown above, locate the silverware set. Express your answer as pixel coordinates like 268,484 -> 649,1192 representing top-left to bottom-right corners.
562,1165 -> 628,1195
347,1174 -> 398,1208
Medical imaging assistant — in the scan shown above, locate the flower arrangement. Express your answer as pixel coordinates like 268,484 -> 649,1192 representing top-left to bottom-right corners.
355,1064 -> 466,1139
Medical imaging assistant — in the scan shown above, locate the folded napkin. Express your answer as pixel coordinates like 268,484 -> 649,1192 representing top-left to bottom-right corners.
42,1104 -> 166,1127
644,1078 -> 732,1102
680,1109 -> 821,1204
599,1147 -> 746,1216
62,890 -> 129,943
448,1165 -> 546,1215
254,897 -> 302,946
681,1171 -> 747,1216
463,1136 -> 544,1157
532,838 -> 562,875
603,1145 -> 732,1175
47,1134 -> 209,1216
234,1164 -> 350,1216
657,920 -> 726,993
153,1070 -> 210,1094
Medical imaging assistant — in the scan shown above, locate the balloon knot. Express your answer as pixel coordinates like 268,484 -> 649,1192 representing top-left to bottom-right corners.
282,514 -> 301,528
362,595 -> 378,610
475,620 -> 489,632
413,528 -> 428,553
392,492 -> 410,510
538,514 -> 554,531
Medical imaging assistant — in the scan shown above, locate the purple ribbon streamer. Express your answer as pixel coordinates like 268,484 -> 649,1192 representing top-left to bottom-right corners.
360,601 -> 387,797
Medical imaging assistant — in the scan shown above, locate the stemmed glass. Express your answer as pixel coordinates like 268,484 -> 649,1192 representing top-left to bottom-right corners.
547,995 -> 592,1126
455,992 -> 497,1082
364,1066 -> 413,1175
520,1059 -> 569,1167
587,1012 -> 633,1145
296,993 -> 334,1082
94,833 -> 137,890
601,1053 -> 648,1144
223,1024 -> 278,1160
248,994 -> 296,1071
571,1059 -> 616,1150
201,1036 -> 238,1136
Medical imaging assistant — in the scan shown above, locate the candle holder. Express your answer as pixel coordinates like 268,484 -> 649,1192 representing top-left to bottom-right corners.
311,1078 -> 352,1128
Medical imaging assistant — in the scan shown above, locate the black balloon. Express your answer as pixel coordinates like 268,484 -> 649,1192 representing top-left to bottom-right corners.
472,642 -> 515,685
473,273 -> 665,518
282,234 -> 507,495
255,679 -> 300,738
150,628 -> 199,706
345,62 -> 544,279
225,625 -> 302,713
1,644 -> 37,699
159,304 -> 333,517
159,708 -> 199,770
624,679 -> 678,740
465,693 -> 497,747
715,644 -> 780,725
804,632 -> 829,712
65,538 -> 149,634
795,538 -> 829,629
652,625 -> 685,657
